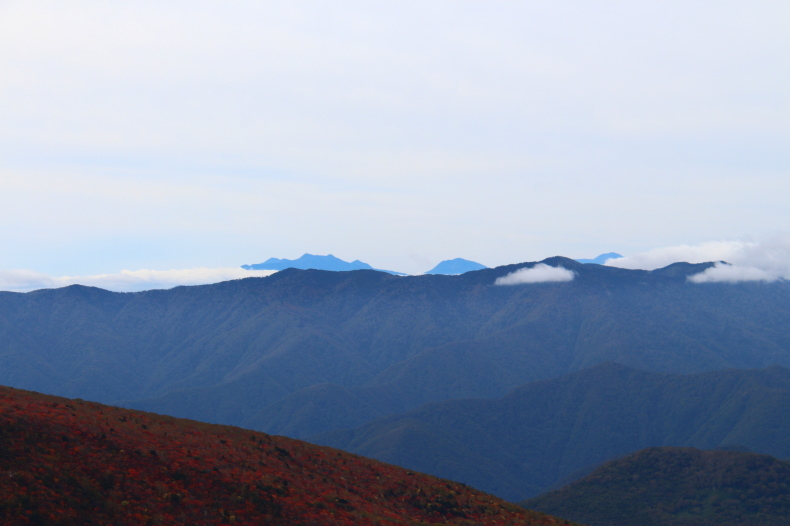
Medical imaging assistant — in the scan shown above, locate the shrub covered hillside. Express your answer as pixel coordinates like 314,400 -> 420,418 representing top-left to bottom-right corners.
0,386 -> 575,526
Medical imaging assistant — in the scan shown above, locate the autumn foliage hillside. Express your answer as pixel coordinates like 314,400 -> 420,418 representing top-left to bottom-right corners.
0,386 -> 576,526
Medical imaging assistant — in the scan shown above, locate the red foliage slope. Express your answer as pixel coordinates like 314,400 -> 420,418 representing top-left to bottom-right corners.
0,386 -> 578,526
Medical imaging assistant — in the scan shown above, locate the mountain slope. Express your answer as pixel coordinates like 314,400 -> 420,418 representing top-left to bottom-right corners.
521,447 -> 790,526
0,385 -> 576,526
313,364 -> 790,502
2,257 -> 790,438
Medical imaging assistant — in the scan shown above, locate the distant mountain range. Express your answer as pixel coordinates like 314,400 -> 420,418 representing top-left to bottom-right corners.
242,252 -> 620,274
3,256 -> 790,502
522,446 -> 790,526
3,257 -> 789,427
425,258 -> 488,275
242,253 -> 406,275
243,253 -> 488,276
313,363 -> 790,501
575,252 -> 623,264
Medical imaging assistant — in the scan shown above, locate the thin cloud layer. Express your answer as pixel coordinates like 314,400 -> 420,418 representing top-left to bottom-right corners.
605,241 -> 748,271
607,236 -> 790,283
495,264 -> 575,285
688,263 -> 778,283
0,269 -> 56,291
0,268 -> 277,293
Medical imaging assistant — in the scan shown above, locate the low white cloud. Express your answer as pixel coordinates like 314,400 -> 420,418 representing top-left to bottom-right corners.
605,241 -> 748,271
495,264 -> 575,285
0,269 -> 56,292
607,235 -> 790,283
688,263 -> 779,283
0,267 -> 277,293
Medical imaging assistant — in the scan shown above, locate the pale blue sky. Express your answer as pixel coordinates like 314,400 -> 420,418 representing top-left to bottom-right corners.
1,1 -> 788,284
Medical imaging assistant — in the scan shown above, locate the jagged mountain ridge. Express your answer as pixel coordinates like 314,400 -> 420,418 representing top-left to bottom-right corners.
242,253 -> 405,275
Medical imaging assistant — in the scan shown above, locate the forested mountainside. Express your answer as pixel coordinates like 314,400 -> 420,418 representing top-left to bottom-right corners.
314,364 -> 790,502
1,257 -> 790,439
0,385 -> 576,526
522,447 -> 790,526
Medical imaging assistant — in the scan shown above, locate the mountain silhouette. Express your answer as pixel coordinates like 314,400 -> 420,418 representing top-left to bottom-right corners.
425,258 -> 488,274
575,252 -> 623,264
242,253 -> 405,275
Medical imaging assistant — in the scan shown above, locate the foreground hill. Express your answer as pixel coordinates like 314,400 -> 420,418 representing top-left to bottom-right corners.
522,447 -> 790,526
2,257 -> 790,439
314,363 -> 790,501
0,385 -> 575,526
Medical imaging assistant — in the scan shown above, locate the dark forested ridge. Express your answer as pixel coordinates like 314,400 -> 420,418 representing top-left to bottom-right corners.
522,446 -> 790,526
0,385 -> 577,526
2,257 -> 790,440
313,364 -> 790,501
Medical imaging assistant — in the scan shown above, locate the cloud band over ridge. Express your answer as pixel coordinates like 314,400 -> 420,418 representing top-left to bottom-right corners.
495,264 -> 575,285
606,236 -> 790,283
0,267 -> 278,293
688,263 -> 780,283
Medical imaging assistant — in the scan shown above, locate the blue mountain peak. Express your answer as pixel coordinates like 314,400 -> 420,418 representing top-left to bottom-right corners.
425,258 -> 488,275
575,253 -> 624,265
242,254 -> 405,275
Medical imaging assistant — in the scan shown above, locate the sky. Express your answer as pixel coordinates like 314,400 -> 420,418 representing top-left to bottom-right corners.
1,1 -> 788,291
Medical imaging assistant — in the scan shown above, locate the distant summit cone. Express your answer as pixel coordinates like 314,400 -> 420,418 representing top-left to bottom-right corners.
425,258 -> 488,275
575,252 -> 623,264
243,253 -> 405,275
243,253 -> 372,271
